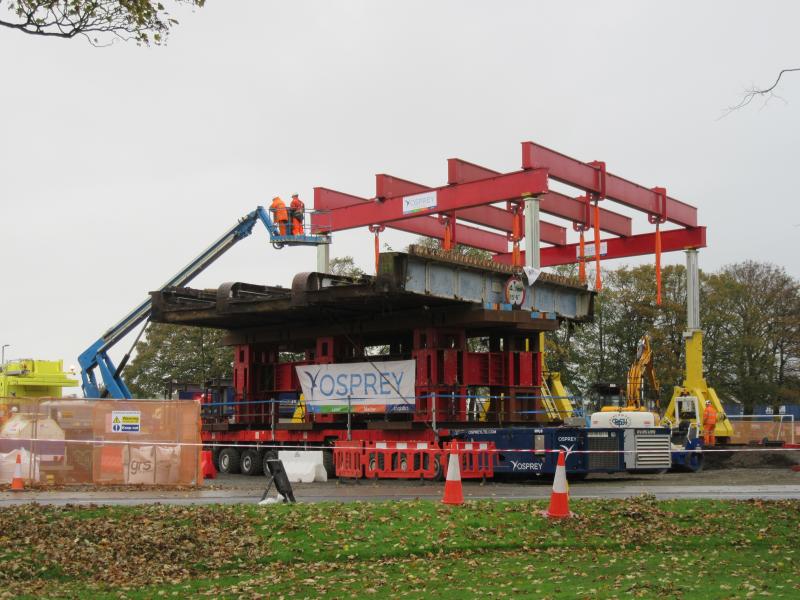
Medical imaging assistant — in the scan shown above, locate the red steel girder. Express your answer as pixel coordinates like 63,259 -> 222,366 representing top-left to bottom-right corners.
493,227 -> 706,267
375,174 -> 566,245
313,188 -> 510,253
447,158 -> 632,237
320,168 -> 550,232
521,142 -> 697,228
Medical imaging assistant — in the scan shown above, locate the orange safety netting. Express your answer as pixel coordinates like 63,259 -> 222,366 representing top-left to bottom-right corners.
0,397 -> 201,486
727,417 -> 797,446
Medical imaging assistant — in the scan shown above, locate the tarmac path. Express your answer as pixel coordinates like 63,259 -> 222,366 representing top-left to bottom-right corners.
2,469 -> 799,506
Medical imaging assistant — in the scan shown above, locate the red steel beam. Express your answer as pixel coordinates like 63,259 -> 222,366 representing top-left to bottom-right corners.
447,158 -> 632,237
313,188 -> 510,253
376,174 -> 566,245
493,227 -> 706,267
521,142 -> 698,228
320,168 -> 550,232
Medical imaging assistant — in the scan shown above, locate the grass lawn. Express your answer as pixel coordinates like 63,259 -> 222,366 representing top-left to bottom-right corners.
0,496 -> 797,599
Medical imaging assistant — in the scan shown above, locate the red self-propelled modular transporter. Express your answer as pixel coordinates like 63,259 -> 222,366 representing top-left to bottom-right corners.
147,141 -> 706,479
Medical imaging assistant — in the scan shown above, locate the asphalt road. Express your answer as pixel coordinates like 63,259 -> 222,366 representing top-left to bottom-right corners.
2,469 -> 799,506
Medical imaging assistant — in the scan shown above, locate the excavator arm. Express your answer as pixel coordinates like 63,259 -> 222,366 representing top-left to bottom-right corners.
624,335 -> 660,411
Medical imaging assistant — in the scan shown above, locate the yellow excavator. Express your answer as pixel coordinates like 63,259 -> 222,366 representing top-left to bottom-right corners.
599,334 -> 659,413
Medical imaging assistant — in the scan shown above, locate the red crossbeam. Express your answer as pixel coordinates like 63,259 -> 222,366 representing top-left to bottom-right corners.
375,174 -> 566,245
318,169 -> 550,232
447,158 -> 632,237
493,227 -> 707,267
521,142 -> 697,228
313,188 -> 510,253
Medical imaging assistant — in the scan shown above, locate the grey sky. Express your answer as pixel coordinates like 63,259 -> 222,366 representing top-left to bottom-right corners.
1,1 -> 798,391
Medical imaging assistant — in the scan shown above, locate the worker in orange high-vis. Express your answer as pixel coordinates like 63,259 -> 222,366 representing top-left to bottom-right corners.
289,193 -> 305,235
702,399 -> 717,446
270,196 -> 289,235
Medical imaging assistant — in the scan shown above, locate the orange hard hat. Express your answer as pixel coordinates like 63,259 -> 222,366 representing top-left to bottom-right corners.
273,196 -> 281,202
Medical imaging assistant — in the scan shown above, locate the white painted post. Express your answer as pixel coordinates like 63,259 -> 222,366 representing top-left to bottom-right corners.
686,249 -> 700,331
524,196 -> 541,269
317,243 -> 330,274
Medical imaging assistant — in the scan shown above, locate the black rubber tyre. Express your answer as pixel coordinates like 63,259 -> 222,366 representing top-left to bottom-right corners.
211,447 -> 221,471
322,449 -> 336,479
240,449 -> 264,476
218,447 -> 241,474
429,456 -> 445,481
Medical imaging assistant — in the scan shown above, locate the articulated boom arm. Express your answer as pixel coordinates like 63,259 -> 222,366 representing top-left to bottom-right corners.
625,335 -> 659,410
79,206 -> 282,399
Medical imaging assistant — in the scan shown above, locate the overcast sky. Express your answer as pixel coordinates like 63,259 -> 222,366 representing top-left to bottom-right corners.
1,1 -> 798,392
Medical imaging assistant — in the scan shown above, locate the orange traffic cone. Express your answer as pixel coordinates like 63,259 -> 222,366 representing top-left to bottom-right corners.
11,452 -> 25,492
201,450 -> 217,480
442,452 -> 464,505
542,449 -> 572,518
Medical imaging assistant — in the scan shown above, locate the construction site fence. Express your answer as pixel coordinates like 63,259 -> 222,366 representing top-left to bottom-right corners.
0,397 -> 201,486
334,440 -> 496,480
726,414 -> 796,446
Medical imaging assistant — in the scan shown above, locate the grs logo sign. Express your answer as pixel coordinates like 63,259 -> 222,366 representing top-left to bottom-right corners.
510,460 -> 543,472
129,460 -> 152,475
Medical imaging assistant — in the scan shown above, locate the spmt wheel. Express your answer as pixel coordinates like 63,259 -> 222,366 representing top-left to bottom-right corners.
240,449 -> 264,476
218,447 -> 241,474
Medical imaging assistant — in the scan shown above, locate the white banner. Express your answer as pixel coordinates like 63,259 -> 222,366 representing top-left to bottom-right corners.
295,360 -> 416,414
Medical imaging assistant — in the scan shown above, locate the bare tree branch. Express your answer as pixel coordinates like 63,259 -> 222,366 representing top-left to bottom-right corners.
720,68 -> 800,119
0,0 -> 204,46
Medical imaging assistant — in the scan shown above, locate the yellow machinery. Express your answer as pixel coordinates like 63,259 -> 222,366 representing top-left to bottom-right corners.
600,335 -> 659,413
0,358 -> 79,427
661,329 -> 733,443
0,359 -> 78,399
660,249 -> 733,443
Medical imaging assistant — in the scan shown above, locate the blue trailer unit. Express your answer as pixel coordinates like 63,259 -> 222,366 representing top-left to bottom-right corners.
455,426 -> 672,476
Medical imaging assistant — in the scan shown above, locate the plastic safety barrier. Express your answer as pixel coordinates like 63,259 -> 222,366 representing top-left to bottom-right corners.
444,441 -> 496,480
333,441 -> 364,478
364,441 -> 441,480
278,449 -> 328,483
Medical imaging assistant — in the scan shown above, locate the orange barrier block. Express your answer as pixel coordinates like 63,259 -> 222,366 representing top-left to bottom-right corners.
200,450 -> 217,480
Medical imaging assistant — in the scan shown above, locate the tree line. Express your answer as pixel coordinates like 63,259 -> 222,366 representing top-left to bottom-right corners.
126,258 -> 800,414
548,261 -> 800,412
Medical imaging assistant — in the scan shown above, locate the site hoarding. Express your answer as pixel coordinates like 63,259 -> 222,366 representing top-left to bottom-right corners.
0,397 -> 201,486
296,360 -> 416,414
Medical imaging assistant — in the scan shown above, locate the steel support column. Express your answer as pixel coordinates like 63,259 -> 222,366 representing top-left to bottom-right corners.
524,195 -> 541,269
686,248 -> 700,331
317,242 -> 330,273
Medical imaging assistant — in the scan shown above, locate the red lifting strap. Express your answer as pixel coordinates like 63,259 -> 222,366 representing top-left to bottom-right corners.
572,195 -> 591,285
649,187 -> 668,305
588,162 -> 606,292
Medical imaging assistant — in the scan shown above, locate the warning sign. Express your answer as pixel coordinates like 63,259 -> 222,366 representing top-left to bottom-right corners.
110,411 -> 141,434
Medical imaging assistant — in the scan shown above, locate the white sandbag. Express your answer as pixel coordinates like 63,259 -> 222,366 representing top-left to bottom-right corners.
155,445 -> 181,485
258,493 -> 286,505
277,450 -> 327,483
125,445 -> 155,484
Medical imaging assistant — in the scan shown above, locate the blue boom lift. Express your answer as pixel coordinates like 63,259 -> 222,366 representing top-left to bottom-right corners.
78,205 -> 329,399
